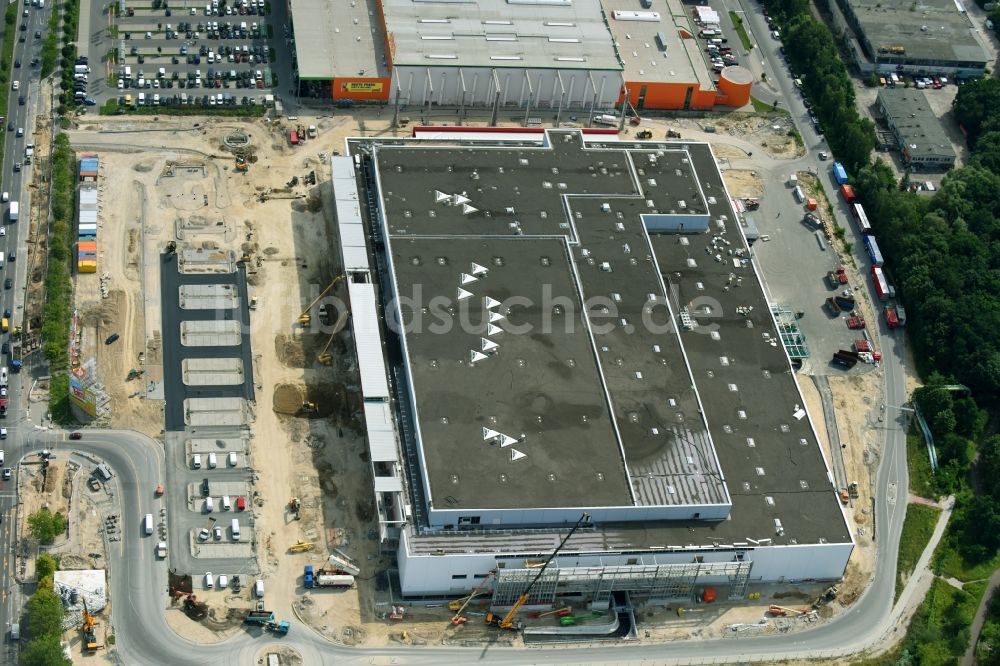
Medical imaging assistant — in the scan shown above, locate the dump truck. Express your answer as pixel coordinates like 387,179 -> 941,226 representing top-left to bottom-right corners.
245,611 -> 276,625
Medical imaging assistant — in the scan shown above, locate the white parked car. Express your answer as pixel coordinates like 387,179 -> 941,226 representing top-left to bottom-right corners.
11,81 -> 18,90
213,525 -> 222,540
208,452 -> 217,468
204,572 -> 213,588
192,454 -> 202,469
198,528 -> 210,541
218,574 -> 228,588
1,192 -> 7,202
221,495 -> 231,510
228,452 -> 237,467
117,79 -> 124,89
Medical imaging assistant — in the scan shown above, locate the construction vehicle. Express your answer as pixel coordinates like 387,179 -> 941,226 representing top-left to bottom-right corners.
296,276 -> 343,327
288,497 -> 302,521
304,565 -> 355,588
249,296 -> 258,310
485,513 -> 590,631
839,488 -> 850,504
666,129 -> 682,139
245,610 -> 290,634
768,605 -> 808,616
848,481 -> 860,499
288,540 -> 313,553
529,606 -> 572,619
449,570 -> 496,625
636,129 -> 653,139
235,155 -> 249,172
388,605 -> 405,620
814,585 -> 839,607
326,553 -> 360,576
82,599 -> 102,652
165,241 -> 177,256
267,620 -> 290,635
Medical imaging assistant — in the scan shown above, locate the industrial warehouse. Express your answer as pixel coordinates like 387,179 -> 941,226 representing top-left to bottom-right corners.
289,0 -> 752,111
332,129 -> 854,610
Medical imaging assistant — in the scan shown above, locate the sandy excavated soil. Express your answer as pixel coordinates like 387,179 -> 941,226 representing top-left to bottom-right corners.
58,108 -> 891,649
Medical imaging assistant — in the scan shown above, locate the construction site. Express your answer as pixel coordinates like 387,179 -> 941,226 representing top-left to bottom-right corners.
21,103 -> 903,652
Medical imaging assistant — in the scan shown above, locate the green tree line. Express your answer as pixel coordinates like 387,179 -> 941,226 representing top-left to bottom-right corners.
20,554 -> 71,666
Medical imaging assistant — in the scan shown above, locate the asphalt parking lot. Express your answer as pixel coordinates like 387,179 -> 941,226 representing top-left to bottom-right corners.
85,0 -> 280,107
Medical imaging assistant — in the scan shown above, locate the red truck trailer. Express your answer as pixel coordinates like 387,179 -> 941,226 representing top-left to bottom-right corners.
840,184 -> 856,204
871,266 -> 890,301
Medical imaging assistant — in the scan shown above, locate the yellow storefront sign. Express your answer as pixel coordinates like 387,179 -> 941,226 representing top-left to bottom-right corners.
342,81 -> 384,93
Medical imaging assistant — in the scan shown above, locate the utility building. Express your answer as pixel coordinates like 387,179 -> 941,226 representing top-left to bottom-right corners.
333,130 -> 854,608
877,88 -> 956,171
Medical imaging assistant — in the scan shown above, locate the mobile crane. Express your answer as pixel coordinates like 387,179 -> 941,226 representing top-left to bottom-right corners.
485,513 -> 590,631
449,569 -> 496,625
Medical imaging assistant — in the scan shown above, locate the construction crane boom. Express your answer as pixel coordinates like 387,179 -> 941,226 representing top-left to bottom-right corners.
486,513 -> 590,630
297,276 -> 344,326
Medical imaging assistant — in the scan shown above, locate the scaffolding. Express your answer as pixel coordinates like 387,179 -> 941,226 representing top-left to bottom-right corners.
490,558 -> 754,608
770,304 -> 809,359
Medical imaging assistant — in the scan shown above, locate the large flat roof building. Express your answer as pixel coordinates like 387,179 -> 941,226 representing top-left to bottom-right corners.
840,0 -> 989,78
877,88 -> 956,171
333,130 -> 854,603
287,0 -> 751,111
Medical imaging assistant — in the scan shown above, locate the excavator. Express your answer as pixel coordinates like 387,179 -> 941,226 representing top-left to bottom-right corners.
485,513 -> 590,631
296,276 -> 344,327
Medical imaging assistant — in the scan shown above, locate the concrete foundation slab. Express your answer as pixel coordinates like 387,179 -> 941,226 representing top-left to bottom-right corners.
179,321 -> 243,347
178,247 -> 235,274
183,397 -> 248,426
178,284 -> 240,310
188,531 -> 256,560
187,437 -> 247,455
181,357 -> 245,385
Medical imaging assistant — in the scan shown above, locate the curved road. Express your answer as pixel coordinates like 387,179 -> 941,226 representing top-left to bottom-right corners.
32,326 -> 908,666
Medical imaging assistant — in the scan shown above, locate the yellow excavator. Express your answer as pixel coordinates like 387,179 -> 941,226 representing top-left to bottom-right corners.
296,276 -> 344,327
485,513 -> 590,631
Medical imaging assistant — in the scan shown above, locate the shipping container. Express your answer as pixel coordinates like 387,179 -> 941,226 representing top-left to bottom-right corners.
863,235 -> 884,267
850,202 -> 871,234
77,241 -> 97,251
832,162 -> 849,185
871,266 -> 890,301
840,184 -> 856,203
289,131 -> 299,145
884,305 -> 899,329
77,261 -> 98,273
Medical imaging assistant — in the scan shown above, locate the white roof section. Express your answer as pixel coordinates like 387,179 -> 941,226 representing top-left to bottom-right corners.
364,399 -> 399,462
290,0 -> 390,80
332,156 -> 371,274
79,211 -> 98,224
601,0 -> 710,86
374,476 -> 404,492
348,282 -> 391,399
383,0 -> 622,71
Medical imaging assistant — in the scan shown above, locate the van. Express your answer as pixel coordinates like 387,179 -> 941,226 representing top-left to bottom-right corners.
192,454 -> 202,468
9,623 -> 19,641
95,463 -> 112,481
208,452 -> 217,468
138,92 -> 146,105
222,495 -> 231,510
228,451 -> 237,467
143,513 -> 153,535
254,579 -> 264,598
124,66 -> 132,80
204,496 -> 214,512
231,518 -> 241,540
793,186 -> 805,203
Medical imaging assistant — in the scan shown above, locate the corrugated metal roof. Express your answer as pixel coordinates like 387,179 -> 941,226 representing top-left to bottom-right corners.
79,188 -> 98,203
373,476 -> 404,492
333,157 -> 371,273
348,282 -> 390,399
79,211 -> 98,224
364,400 -> 398,462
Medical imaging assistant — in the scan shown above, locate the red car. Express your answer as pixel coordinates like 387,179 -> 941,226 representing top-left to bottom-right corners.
236,496 -> 247,511
69,432 -> 82,440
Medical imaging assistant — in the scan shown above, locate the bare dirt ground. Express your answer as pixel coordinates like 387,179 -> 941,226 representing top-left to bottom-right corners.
17,459 -> 72,581
722,170 -> 765,199
60,108 -> 884,649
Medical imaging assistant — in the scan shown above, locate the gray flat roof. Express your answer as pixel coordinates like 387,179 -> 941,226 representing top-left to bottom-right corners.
601,0 -> 711,87
362,132 -> 849,548
381,0 -> 622,71
364,131 -> 851,548
847,0 -> 988,65
878,88 -> 956,160
289,0 -> 389,80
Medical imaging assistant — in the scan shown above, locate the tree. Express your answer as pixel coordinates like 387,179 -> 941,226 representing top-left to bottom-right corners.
953,78 -> 1000,146
25,582 -> 63,638
27,508 -> 67,545
19,635 -> 71,666
34,553 -> 58,581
